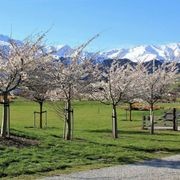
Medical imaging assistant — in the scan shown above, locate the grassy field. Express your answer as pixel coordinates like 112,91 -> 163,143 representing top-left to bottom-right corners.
0,99 -> 180,179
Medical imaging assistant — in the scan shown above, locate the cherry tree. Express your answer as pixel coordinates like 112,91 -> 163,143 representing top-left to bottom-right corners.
21,60 -> 53,128
0,33 -> 51,137
122,89 -> 138,121
90,61 -> 136,138
136,62 -> 177,134
50,35 -> 99,140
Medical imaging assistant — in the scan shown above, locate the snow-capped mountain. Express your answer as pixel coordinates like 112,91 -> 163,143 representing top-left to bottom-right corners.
46,45 -> 73,59
99,44 -> 180,62
0,34 -> 11,42
0,34 -> 180,62
0,34 -> 11,46
52,43 -> 180,62
0,34 -> 22,46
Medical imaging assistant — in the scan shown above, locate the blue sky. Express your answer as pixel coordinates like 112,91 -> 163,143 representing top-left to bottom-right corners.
0,0 -> 180,51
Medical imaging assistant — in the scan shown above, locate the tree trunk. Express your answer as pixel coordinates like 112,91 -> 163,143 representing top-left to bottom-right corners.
1,92 -> 10,138
64,99 -> 72,140
112,104 -> 118,139
150,103 -> 154,134
39,101 -> 43,129
129,103 -> 132,121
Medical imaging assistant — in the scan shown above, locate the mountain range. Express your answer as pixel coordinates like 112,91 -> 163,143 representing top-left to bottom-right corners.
1,34 -> 180,63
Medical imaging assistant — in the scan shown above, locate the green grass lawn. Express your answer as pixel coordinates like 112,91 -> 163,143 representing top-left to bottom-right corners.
0,99 -> 180,179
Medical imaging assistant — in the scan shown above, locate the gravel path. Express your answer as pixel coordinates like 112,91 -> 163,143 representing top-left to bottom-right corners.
44,155 -> 180,180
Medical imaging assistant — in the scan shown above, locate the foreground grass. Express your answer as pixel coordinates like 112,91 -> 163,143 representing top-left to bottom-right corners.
0,99 -> 180,179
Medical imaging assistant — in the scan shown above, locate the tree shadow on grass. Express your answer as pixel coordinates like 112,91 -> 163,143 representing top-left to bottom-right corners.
87,129 -> 149,135
24,126 -> 59,130
122,145 -> 180,154
144,138 -> 180,143
51,134 -> 62,138
86,129 -> 175,144
120,130 -> 180,136
120,130 -> 149,135
87,129 -> 180,137
86,129 -> 112,133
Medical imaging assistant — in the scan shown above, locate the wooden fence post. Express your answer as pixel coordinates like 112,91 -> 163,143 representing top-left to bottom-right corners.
142,115 -> 146,129
173,108 -> 178,131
